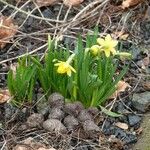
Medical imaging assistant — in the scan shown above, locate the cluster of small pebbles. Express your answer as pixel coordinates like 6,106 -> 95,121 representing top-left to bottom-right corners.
27,93 -> 101,139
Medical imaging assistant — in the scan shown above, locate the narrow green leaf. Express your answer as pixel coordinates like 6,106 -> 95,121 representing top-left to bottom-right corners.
100,106 -> 123,117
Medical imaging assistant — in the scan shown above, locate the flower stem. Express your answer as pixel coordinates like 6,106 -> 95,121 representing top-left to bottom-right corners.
73,56 -> 77,100
66,53 -> 75,64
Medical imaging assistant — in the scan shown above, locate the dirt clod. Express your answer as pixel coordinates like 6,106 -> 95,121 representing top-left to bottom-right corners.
27,113 -> 44,128
63,115 -> 79,130
43,119 -> 67,133
83,120 -> 100,138
64,102 -> 84,117
0,15 -> 18,49
78,109 -> 92,122
48,93 -> 65,109
48,108 -> 65,120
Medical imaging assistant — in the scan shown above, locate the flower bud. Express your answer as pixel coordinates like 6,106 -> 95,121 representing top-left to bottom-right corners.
90,45 -> 101,56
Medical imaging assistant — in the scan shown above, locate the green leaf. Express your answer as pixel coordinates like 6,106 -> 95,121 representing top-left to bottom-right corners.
7,70 -> 15,95
48,34 -> 52,50
30,56 -> 43,68
100,106 -> 123,117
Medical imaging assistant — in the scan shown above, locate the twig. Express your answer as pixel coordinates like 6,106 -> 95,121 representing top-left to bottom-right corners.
0,0 -> 64,23
0,43 -> 47,64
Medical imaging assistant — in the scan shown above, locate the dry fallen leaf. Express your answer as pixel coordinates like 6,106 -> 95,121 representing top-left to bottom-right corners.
135,127 -> 143,135
108,135 -> 124,149
112,31 -> 129,40
13,137 -> 55,150
137,56 -> 150,69
63,0 -> 84,7
10,63 -> 18,77
115,122 -> 129,130
142,81 -> 150,91
0,89 -> 11,104
38,148 -> 56,150
117,80 -> 131,92
35,0 -> 59,7
144,6 -> 150,20
0,15 -> 18,49
110,80 -> 131,99
121,0 -> 143,9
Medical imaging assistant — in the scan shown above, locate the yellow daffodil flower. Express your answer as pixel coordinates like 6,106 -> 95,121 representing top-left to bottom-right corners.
97,34 -> 118,57
54,54 -> 76,77
90,45 -> 101,56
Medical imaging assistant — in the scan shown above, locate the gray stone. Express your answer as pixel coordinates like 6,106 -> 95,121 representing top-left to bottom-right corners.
5,103 -> 17,120
128,115 -> 141,126
132,92 -> 150,112
43,119 -> 67,133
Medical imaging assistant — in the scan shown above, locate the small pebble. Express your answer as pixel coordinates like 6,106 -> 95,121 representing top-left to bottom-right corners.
39,106 -> 49,118
115,127 -> 126,138
132,92 -> 150,112
4,103 -> 17,120
123,133 -> 137,144
128,115 -> 141,127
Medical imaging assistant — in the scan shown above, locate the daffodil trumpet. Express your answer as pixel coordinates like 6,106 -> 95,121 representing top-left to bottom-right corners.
54,53 -> 76,77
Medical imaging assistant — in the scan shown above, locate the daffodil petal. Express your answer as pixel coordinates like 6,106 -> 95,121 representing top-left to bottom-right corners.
67,70 -> 71,76
54,63 -> 61,66
105,34 -> 112,42
111,48 -> 117,55
70,66 -> 76,73
105,50 -> 110,57
97,38 -> 105,46
111,40 -> 118,47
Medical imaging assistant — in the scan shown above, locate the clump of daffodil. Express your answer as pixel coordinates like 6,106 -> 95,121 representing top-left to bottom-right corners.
97,34 -> 118,57
54,53 -> 76,77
